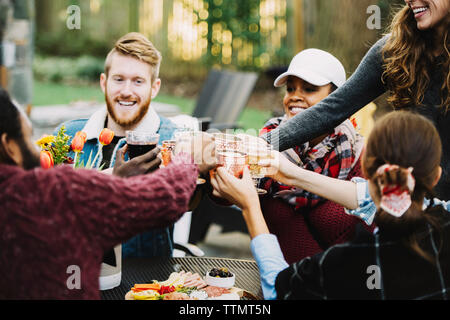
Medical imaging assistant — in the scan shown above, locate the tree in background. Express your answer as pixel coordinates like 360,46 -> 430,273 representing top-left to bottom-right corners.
199,0 -> 290,71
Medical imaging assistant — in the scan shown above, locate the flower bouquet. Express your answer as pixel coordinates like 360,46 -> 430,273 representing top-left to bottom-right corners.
36,126 -> 115,170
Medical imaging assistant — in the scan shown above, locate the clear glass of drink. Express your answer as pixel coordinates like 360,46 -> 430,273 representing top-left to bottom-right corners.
244,140 -> 273,195
212,133 -> 247,179
216,150 -> 248,178
125,131 -> 160,159
173,129 -> 206,184
161,140 -> 177,167
213,133 -> 242,154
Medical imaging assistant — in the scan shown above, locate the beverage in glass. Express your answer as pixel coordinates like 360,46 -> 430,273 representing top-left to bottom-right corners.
213,133 -> 242,153
125,131 -> 160,159
216,150 -> 248,178
161,140 -> 177,167
173,129 -> 206,184
247,143 -> 273,177
243,139 -> 273,195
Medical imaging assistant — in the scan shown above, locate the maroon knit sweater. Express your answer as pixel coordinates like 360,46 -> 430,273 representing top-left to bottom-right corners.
0,162 -> 198,300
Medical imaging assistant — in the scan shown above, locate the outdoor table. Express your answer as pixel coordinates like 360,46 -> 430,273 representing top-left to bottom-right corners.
101,257 -> 264,300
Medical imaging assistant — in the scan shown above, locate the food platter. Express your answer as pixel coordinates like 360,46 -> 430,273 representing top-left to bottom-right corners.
125,269 -> 252,300
100,257 -> 263,301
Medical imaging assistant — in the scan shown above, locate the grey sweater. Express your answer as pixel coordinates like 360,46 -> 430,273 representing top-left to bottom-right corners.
263,35 -> 450,200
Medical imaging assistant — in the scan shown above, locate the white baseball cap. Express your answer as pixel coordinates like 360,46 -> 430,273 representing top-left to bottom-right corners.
274,49 -> 346,88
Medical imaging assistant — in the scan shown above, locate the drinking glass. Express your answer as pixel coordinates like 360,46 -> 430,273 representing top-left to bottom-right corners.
243,139 -> 273,195
174,129 -> 206,184
125,131 -> 160,159
161,140 -> 177,167
213,133 -> 247,178
216,150 -> 248,178
213,133 -> 242,154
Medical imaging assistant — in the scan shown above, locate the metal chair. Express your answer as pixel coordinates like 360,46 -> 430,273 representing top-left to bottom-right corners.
186,70 -> 259,245
173,69 -> 258,250
192,69 -> 258,131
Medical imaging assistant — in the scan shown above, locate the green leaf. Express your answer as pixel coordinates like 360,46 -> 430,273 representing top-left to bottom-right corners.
52,125 -> 72,165
84,150 -> 95,169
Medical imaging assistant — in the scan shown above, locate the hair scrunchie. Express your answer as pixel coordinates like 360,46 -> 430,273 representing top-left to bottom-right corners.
375,164 -> 415,218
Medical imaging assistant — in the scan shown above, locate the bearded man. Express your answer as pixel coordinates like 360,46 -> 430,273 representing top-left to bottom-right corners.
56,33 -> 178,264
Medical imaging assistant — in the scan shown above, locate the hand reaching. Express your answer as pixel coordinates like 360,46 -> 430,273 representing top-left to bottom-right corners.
210,166 -> 269,238
259,150 -> 301,186
210,166 -> 259,211
113,144 -> 162,178
174,132 -> 216,176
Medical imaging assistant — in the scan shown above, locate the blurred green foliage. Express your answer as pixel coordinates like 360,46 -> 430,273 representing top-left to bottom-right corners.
33,55 -> 104,83
197,0 -> 291,70
35,31 -> 111,58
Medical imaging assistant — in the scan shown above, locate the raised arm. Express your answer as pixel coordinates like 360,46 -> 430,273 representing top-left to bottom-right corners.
36,133 -> 216,252
209,166 -> 361,300
35,161 -> 197,252
265,151 -> 359,210
263,36 -> 388,151
210,167 -> 269,238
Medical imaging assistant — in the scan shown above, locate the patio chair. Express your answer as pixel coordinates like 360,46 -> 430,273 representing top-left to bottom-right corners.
172,69 -> 258,253
192,69 -> 258,131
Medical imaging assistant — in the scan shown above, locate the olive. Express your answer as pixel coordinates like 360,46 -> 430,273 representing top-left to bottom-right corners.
210,268 -> 222,277
210,267 -> 233,278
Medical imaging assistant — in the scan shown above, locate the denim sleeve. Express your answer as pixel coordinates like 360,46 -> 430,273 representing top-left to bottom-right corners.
343,179 -> 450,225
344,177 -> 377,226
250,234 -> 289,300
429,198 -> 450,212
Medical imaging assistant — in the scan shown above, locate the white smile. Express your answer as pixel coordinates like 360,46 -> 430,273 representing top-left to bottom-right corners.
413,6 -> 428,14
118,101 -> 137,107
289,107 -> 305,115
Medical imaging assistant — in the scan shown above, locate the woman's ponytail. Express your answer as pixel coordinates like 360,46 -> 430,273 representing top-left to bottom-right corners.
363,111 -> 443,264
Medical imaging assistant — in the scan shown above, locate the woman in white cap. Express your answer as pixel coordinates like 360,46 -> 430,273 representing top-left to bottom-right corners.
211,111 -> 450,300
261,1 -> 450,202
257,49 -> 369,264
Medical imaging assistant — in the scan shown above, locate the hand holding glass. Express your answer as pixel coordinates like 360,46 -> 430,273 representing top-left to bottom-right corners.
214,133 -> 248,178
244,141 -> 273,195
173,130 -> 207,184
161,140 -> 177,167
125,131 -> 160,159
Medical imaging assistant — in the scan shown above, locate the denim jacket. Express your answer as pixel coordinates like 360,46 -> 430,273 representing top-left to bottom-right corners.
54,106 -> 179,258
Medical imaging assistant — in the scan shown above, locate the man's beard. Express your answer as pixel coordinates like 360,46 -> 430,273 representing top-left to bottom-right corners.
105,89 -> 151,128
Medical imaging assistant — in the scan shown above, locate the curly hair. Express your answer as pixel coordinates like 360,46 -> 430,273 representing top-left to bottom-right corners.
381,5 -> 450,112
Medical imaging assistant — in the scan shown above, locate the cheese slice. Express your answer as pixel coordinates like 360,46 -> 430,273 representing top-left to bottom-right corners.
229,287 -> 244,297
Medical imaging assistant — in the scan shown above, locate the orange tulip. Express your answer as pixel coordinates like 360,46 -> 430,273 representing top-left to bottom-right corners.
40,150 -> 54,169
75,131 -> 87,143
99,128 -> 114,146
71,135 -> 85,153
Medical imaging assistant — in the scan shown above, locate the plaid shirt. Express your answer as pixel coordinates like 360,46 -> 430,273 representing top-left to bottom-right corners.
273,207 -> 450,300
260,116 -> 364,210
